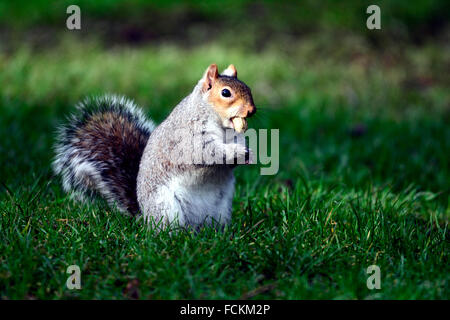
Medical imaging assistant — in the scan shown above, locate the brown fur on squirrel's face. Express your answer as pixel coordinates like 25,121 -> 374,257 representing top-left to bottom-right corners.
202,64 -> 256,133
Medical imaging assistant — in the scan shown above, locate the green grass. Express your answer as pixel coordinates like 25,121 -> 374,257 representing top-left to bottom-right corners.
0,17 -> 449,299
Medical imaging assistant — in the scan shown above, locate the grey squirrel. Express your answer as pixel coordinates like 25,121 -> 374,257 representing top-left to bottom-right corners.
53,64 -> 256,229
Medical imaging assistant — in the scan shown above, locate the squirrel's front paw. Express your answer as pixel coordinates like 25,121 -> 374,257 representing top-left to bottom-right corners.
245,147 -> 255,165
229,144 -> 253,165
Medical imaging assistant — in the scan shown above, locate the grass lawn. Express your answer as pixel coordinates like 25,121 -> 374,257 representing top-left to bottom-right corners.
0,8 -> 449,298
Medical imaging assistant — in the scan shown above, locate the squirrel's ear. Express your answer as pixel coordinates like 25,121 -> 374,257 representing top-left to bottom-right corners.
202,64 -> 219,92
221,64 -> 237,78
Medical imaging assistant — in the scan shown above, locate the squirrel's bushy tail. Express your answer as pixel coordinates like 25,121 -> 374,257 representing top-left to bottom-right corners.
53,95 -> 155,215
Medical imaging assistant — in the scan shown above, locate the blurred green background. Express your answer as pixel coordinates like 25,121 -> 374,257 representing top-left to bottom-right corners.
1,0 -> 448,191
0,1 -> 448,299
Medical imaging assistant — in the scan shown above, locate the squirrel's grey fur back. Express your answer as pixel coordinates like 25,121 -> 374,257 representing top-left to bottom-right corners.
136,80 -> 242,228
53,95 -> 155,214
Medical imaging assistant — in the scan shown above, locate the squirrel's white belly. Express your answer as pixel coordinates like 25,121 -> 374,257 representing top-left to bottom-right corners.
153,173 -> 235,228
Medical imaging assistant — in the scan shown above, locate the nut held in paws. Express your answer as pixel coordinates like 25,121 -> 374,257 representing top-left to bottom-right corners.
232,117 -> 247,133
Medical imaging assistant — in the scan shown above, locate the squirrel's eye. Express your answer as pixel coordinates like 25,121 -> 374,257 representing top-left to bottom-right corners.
221,88 -> 231,98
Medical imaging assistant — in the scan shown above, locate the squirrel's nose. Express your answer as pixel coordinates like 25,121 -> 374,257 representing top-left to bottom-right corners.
246,105 -> 256,117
